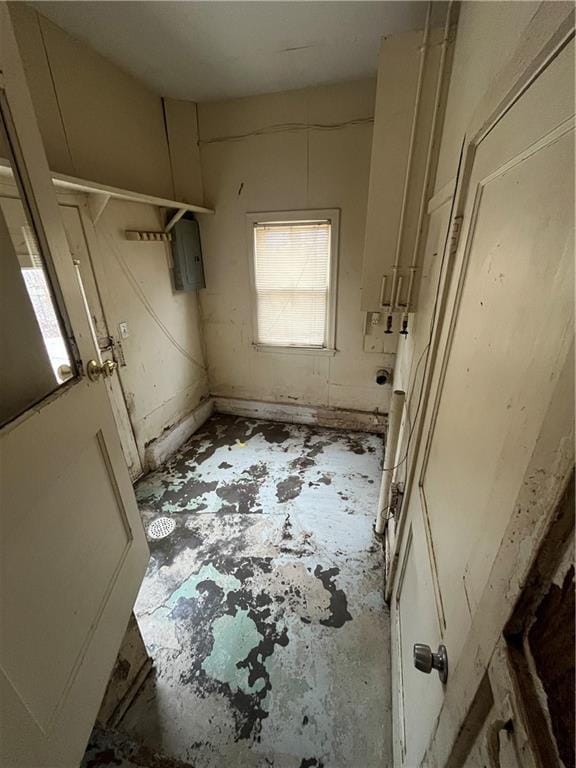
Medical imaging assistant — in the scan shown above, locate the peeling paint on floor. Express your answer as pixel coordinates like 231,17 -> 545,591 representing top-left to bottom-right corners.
83,415 -> 392,768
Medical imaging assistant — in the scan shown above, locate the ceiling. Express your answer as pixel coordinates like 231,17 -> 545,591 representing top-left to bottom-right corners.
31,1 -> 428,102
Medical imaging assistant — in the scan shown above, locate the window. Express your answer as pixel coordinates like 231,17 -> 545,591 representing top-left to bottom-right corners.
0,105 -> 75,428
248,210 -> 339,351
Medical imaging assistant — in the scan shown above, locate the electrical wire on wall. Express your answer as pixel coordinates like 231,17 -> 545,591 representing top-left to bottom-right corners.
101,227 -> 208,374
199,117 -> 374,146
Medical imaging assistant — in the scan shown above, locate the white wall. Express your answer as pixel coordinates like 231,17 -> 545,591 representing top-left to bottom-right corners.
163,98 -> 204,204
198,80 -> 395,413
11,4 -> 178,198
86,199 -> 210,458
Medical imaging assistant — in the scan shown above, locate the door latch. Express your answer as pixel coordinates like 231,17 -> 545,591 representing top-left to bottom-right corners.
413,643 -> 448,684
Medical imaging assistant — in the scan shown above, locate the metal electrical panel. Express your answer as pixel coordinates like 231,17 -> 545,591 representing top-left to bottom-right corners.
170,214 -> 205,291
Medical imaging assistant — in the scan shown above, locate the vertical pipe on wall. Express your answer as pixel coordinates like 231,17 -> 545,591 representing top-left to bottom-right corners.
387,0 -> 432,315
375,389 -> 406,535
401,1 -> 454,330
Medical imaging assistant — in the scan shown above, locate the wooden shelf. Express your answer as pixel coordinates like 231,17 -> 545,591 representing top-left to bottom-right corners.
0,159 -> 214,228
51,171 -> 214,227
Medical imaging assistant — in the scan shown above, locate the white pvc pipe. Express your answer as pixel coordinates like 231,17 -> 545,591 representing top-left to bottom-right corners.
401,3 -> 453,329
375,389 -> 406,535
388,2 -> 432,310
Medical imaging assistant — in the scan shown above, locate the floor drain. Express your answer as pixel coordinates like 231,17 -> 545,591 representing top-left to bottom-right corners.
147,516 -> 176,540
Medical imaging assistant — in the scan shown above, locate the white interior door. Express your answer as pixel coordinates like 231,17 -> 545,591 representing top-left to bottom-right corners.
0,6 -> 149,766
60,201 -> 144,480
393,35 -> 574,767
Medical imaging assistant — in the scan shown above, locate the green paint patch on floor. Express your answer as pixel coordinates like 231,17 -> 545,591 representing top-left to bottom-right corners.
164,564 -> 242,612
202,610 -> 264,694
161,496 -> 220,514
136,475 -> 175,504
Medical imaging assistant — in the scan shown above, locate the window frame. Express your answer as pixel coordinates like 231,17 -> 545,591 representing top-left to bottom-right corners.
246,209 -> 340,355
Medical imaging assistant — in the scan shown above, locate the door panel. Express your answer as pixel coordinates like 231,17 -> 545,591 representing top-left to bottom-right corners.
0,378 -> 147,759
3,417 -> 133,731
0,6 -> 149,766
420,39 -> 574,665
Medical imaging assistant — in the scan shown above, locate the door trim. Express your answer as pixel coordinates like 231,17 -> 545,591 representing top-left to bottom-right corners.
58,195 -> 145,475
394,524 -> 413,760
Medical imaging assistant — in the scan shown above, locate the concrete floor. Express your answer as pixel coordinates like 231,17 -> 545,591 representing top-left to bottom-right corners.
85,415 -> 391,768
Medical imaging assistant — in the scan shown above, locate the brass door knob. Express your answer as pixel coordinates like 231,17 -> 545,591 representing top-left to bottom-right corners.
86,359 -> 118,381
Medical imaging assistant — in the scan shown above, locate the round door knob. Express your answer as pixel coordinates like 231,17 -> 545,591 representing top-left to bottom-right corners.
86,359 -> 118,381
413,643 -> 448,684
101,359 -> 118,377
414,643 -> 433,673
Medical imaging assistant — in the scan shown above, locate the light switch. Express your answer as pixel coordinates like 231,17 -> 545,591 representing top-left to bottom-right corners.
119,321 -> 129,339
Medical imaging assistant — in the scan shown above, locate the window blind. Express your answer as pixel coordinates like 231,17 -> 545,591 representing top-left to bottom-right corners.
253,221 -> 331,347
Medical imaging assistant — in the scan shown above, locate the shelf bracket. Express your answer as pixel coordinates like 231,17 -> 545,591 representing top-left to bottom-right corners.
88,192 -> 111,224
165,206 -> 187,233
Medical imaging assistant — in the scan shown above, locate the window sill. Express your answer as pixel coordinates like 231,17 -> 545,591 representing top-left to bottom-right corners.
252,344 -> 337,357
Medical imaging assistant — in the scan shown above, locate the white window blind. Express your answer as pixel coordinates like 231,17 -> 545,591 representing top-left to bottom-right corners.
253,220 -> 332,347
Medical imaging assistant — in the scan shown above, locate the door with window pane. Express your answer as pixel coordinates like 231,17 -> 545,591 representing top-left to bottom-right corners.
0,6 -> 148,766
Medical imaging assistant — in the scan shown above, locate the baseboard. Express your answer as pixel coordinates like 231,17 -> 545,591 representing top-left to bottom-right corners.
212,396 -> 387,434
145,398 -> 214,470
144,398 -> 386,469
108,657 -> 153,728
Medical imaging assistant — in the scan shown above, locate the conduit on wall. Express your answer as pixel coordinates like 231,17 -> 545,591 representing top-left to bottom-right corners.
375,388 -> 406,535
